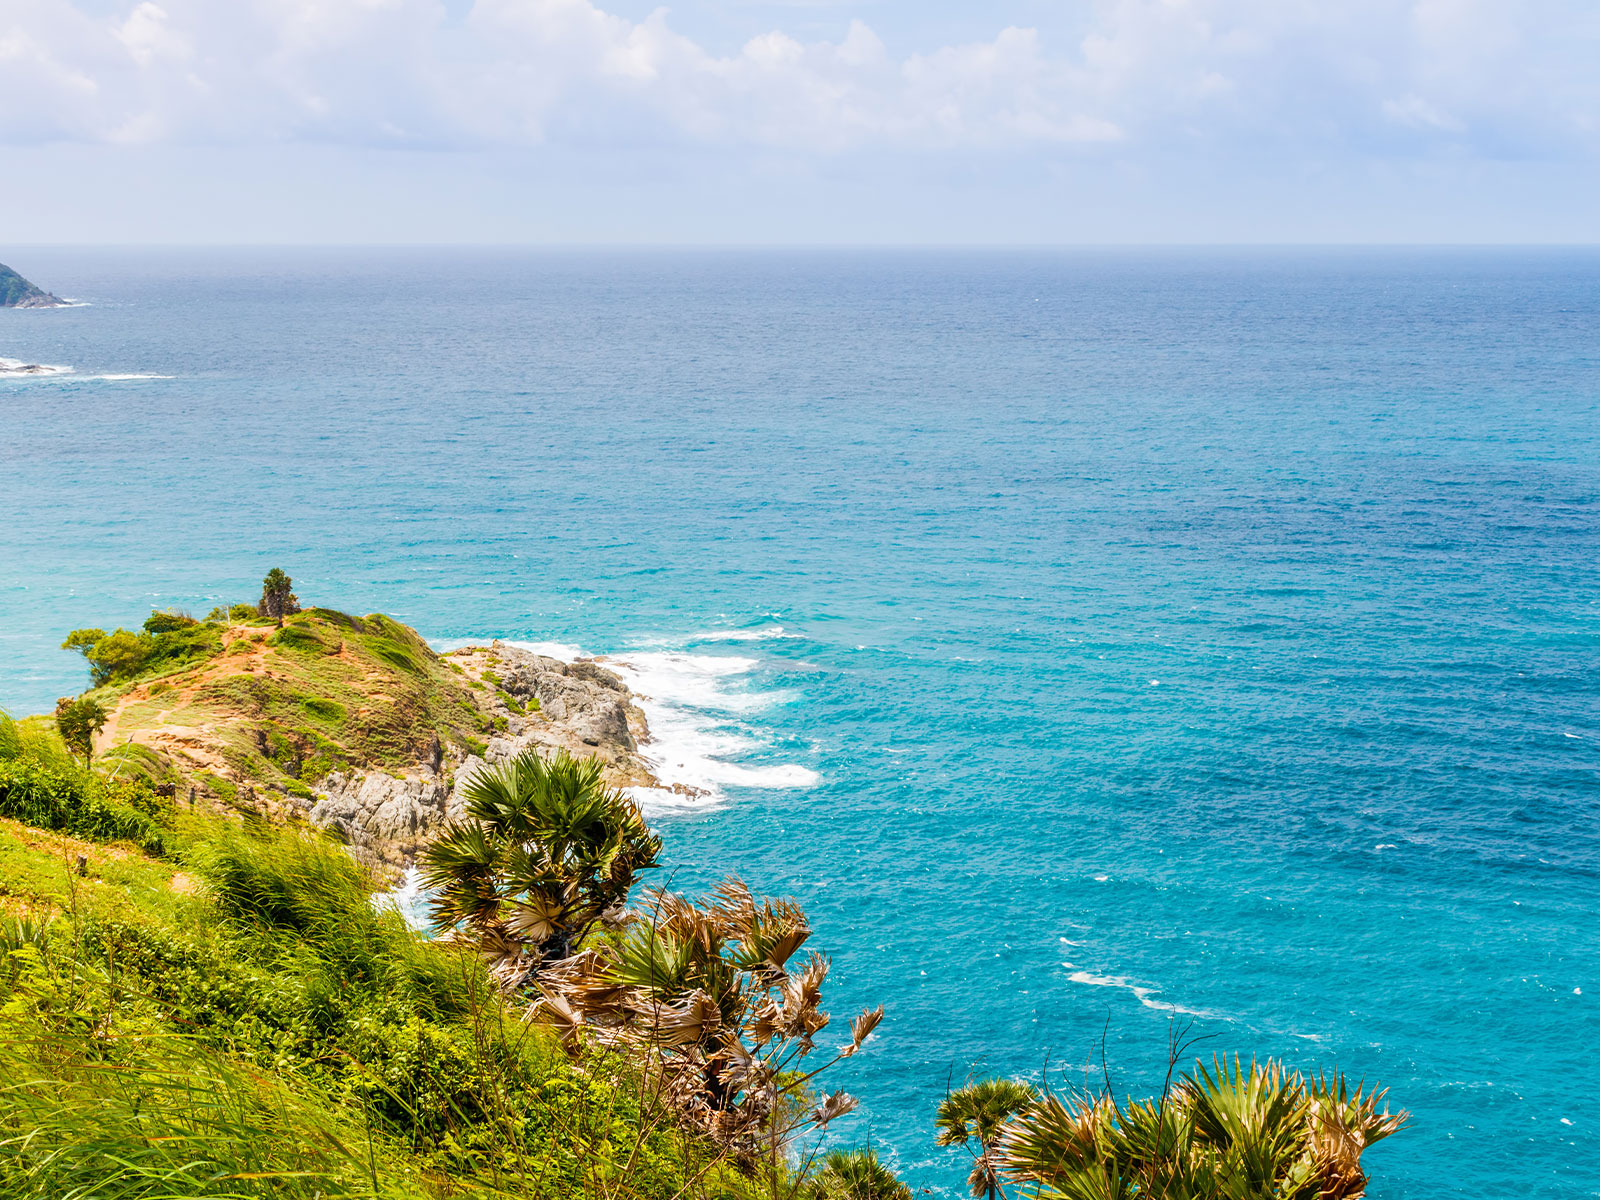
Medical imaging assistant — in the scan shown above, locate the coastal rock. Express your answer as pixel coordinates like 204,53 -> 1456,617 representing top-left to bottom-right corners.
480,644 -> 646,761
309,770 -> 451,850
308,643 -> 656,868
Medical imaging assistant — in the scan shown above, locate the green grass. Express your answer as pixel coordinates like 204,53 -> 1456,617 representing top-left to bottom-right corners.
0,781 -> 762,1200
0,754 -> 170,855
75,608 -> 495,797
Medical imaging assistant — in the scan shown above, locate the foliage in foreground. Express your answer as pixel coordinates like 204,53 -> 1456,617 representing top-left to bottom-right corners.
937,1078 -> 1040,1200
424,751 -> 882,1177
995,1056 -> 1406,1200
421,749 -> 663,984
0,711 -> 170,852
0,816 -> 761,1200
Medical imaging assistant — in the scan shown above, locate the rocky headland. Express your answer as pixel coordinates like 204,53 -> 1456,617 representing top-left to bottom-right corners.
308,642 -> 660,868
70,606 -> 667,873
0,261 -> 66,308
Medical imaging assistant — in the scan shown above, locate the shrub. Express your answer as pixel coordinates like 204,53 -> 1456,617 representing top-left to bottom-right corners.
272,624 -> 334,655
142,609 -> 197,635
367,638 -> 423,675
303,697 -> 347,722
54,696 -> 107,764
0,755 -> 168,853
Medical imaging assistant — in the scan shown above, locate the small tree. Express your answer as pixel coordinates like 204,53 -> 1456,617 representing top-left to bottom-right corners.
61,628 -> 150,687
535,878 -> 884,1175
420,748 -> 663,985
143,609 -> 196,635
54,696 -> 108,766
258,568 -> 300,627
936,1078 -> 1039,1200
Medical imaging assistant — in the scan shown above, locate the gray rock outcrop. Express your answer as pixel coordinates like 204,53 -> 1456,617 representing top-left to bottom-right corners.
306,643 -> 653,869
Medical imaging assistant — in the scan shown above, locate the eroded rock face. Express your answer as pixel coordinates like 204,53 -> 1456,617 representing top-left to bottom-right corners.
307,643 -> 654,868
309,771 -> 450,846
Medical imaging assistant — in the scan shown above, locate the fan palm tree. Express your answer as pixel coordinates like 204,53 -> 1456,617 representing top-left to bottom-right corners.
419,748 -> 661,987
533,877 -> 884,1162
936,1077 -> 1039,1200
997,1056 -> 1406,1200
806,1149 -> 910,1200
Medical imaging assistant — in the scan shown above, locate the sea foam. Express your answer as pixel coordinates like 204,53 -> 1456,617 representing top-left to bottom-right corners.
1064,966 -> 1215,1018
431,636 -> 818,817
502,641 -> 819,815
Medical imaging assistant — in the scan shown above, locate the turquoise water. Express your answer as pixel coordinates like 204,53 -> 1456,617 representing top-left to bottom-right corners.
2,248 -> 1597,1197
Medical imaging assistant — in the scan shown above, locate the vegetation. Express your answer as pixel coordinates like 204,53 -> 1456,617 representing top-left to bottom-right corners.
62,620 -> 223,687
0,260 -> 60,307
976,1055 -> 1405,1200
937,1078 -> 1040,1200
806,1150 -> 909,1200
2,586 -> 1406,1200
53,694 -> 107,765
0,711 -> 169,852
260,567 -> 302,626
0,811 -> 762,1200
421,749 -> 662,982
57,601 -> 497,801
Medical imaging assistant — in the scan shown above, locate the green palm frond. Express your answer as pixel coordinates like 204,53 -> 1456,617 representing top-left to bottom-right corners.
610,922 -> 695,994
937,1077 -> 1040,1149
419,820 -> 505,930
996,1056 -> 1403,1200
806,1149 -> 911,1200
424,748 -> 661,969
1183,1056 -> 1309,1192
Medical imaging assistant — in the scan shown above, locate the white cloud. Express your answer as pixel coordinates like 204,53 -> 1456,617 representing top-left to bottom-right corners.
0,0 -> 1594,159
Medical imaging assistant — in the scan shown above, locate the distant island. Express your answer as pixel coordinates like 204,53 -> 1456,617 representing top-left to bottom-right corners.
0,260 -> 66,307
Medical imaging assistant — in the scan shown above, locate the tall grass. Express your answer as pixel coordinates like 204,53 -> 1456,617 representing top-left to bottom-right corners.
188,826 -> 482,1020
0,710 -> 74,771
0,1022 -> 427,1199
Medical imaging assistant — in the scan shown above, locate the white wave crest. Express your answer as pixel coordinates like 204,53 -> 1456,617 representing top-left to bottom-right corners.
688,625 -> 793,643
1064,966 -> 1215,1018
373,866 -> 432,933
483,641 -> 819,817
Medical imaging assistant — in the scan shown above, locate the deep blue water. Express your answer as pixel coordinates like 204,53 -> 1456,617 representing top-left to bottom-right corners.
2,248 -> 1597,1197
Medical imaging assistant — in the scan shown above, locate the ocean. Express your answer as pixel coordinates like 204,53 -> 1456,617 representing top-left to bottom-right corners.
2,247 -> 1596,1197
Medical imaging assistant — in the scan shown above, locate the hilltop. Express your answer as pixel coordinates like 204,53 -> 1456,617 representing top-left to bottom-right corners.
67,603 -> 661,870
0,261 -> 65,307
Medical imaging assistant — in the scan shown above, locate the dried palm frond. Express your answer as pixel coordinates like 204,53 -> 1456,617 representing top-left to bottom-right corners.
812,1089 -> 859,1127
1304,1072 -> 1408,1199
714,877 -> 758,926
528,992 -> 585,1042
842,1005 -> 885,1057
504,891 -> 568,943
639,988 -> 724,1047
772,953 -> 831,1043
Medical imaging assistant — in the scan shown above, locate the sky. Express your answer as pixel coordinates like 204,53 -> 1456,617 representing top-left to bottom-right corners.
2,0 -> 1599,243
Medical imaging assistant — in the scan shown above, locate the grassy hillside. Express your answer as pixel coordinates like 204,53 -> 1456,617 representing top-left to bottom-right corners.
0,804 -> 760,1200
69,607 -> 504,814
